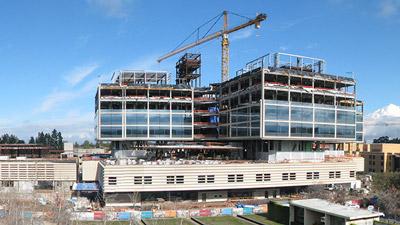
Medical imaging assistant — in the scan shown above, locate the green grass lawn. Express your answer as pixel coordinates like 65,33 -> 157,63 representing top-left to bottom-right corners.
195,216 -> 252,225
242,213 -> 284,225
143,218 -> 194,225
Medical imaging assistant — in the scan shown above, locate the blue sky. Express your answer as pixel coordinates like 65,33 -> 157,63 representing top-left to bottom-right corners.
0,0 -> 400,142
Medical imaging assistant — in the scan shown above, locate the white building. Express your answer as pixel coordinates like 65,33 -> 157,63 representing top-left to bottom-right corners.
0,159 -> 77,193
290,199 -> 383,225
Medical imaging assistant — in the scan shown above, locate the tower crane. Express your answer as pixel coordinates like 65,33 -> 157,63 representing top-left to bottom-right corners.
157,11 -> 267,82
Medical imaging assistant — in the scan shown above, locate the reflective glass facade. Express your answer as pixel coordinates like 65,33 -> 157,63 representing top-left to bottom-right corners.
264,102 -> 357,139
97,86 -> 193,140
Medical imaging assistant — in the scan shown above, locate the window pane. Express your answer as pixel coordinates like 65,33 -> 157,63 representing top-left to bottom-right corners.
291,107 -> 313,122
337,111 -> 355,124
314,124 -> 335,137
356,123 -> 363,132
172,114 -> 192,126
101,114 -> 122,125
315,109 -> 335,123
149,126 -> 170,137
101,126 -> 122,138
126,114 -> 147,125
172,127 -> 192,138
149,114 -> 170,125
337,125 -> 355,138
126,126 -> 147,137
265,122 -> 289,136
291,123 -> 313,137
265,105 -> 289,121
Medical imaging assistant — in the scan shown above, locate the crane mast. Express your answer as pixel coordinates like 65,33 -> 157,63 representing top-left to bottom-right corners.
157,11 -> 267,82
221,11 -> 229,82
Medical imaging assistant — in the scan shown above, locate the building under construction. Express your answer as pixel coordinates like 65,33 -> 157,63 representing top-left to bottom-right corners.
92,52 -> 364,206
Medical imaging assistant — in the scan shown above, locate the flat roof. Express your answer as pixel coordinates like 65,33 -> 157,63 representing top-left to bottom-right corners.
290,199 -> 384,220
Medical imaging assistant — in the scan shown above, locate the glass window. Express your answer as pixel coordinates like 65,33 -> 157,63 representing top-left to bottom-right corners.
144,176 -> 152,184
251,124 -> 260,137
172,114 -> 192,126
314,124 -> 335,137
291,107 -> 313,122
236,174 -> 244,182
149,126 -> 170,137
356,114 -> 363,122
265,122 -> 289,136
219,126 -> 228,137
172,103 -> 191,113
235,123 -> 250,137
126,102 -> 147,112
256,174 -> 263,182
100,101 -> 122,112
291,123 -> 313,137
337,111 -> 355,124
265,105 -> 289,121
198,175 -> 206,183
149,114 -> 170,125
315,109 -> 335,123
126,114 -> 147,125
356,133 -> 363,141
101,114 -> 122,125
337,125 -> 355,138
356,123 -> 363,132
126,126 -> 147,137
149,102 -> 170,111
251,106 -> 260,121
101,126 -> 122,138
172,127 -> 192,138
207,175 -> 215,183
134,176 -> 142,185
108,177 -> 117,185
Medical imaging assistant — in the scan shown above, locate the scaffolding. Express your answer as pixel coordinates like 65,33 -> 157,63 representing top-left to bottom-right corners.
176,53 -> 201,87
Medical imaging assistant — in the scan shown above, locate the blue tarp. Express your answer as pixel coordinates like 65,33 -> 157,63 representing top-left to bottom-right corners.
243,207 -> 253,215
221,208 -> 233,215
22,211 -> 32,219
141,211 -> 153,219
72,182 -> 99,191
117,212 -> 131,221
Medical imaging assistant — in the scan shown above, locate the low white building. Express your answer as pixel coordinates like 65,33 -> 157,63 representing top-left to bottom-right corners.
95,158 -> 363,206
290,199 -> 383,225
0,159 -> 77,193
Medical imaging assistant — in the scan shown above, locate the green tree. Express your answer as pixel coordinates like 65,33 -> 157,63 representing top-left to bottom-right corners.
29,136 -> 35,144
57,131 -> 63,150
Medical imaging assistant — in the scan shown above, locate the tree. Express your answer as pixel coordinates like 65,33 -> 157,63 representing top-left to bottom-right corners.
82,140 -> 95,149
36,132 -> 45,145
29,136 -> 35,144
50,129 -> 58,149
373,136 -> 400,143
57,131 -> 63,150
0,134 -> 24,144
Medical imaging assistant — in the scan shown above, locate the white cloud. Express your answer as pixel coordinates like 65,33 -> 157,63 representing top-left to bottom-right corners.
64,63 -> 98,86
230,29 -> 254,41
86,0 -> 133,18
0,111 -> 95,143
364,104 -> 400,141
379,0 -> 400,17
36,75 -> 103,113
279,46 -> 289,51
36,91 -> 75,113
